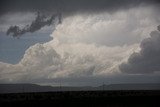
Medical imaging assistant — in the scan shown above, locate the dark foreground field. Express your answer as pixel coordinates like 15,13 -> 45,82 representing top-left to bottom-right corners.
0,90 -> 160,107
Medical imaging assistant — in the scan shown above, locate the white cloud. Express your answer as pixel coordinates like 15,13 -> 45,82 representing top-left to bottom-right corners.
0,6 -> 159,84
0,42 -> 138,83
54,6 -> 160,46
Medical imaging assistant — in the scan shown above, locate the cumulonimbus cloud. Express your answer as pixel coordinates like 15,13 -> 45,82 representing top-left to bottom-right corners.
119,25 -> 160,74
6,12 -> 61,38
0,12 -> 142,84
0,7 -> 159,84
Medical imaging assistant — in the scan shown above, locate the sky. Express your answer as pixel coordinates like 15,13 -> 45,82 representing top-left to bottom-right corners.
0,0 -> 160,86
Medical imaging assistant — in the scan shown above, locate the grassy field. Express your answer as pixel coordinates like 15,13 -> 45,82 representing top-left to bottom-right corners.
0,90 -> 160,107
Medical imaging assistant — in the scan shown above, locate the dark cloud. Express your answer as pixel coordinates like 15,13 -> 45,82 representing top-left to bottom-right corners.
1,0 -> 160,37
0,0 -> 159,17
6,12 -> 61,38
119,25 -> 160,74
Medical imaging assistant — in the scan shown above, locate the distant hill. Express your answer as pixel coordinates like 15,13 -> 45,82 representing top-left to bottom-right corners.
98,83 -> 160,90
0,83 -> 160,93
0,84 -> 93,93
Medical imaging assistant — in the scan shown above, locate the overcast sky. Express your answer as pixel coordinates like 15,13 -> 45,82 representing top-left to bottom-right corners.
0,0 -> 160,86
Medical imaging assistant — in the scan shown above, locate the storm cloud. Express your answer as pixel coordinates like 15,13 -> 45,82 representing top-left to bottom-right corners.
1,0 -> 160,37
0,0 -> 160,85
6,12 -> 61,37
0,13 -> 141,84
119,25 -> 160,74
0,0 -> 159,17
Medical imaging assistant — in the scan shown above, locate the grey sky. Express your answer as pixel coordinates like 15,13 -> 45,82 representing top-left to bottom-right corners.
0,0 -> 159,16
